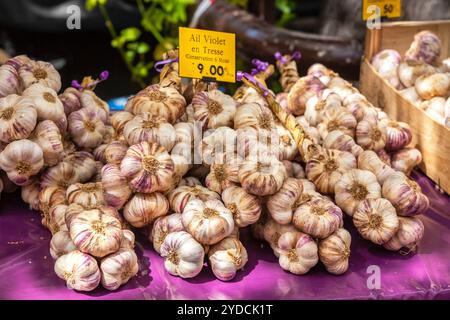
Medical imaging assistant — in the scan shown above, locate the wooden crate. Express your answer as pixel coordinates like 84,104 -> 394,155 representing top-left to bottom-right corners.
360,20 -> 450,194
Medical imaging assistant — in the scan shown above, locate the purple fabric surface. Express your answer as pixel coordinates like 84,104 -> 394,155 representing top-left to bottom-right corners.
0,171 -> 449,300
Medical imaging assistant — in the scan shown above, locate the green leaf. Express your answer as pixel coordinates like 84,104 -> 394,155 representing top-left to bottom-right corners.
136,42 -> 150,54
125,50 -> 136,63
120,27 -> 141,42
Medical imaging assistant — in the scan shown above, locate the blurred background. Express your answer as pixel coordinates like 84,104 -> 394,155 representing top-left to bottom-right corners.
0,0 -> 449,99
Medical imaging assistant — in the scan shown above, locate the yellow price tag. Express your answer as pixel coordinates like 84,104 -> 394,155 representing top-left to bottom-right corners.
362,0 -> 401,20
179,27 -> 236,83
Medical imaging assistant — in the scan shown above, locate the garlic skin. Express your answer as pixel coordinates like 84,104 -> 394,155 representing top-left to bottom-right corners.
293,198 -> 343,239
65,151 -> 97,183
398,61 -> 435,88
110,111 -> 134,135
382,172 -> 429,216
335,169 -> 381,216
123,114 -> 176,151
287,75 -> 325,115
54,250 -> 100,291
405,30 -> 441,65
234,103 -> 276,131
353,198 -> 399,245
356,119 -> 387,151
192,90 -> 237,130
32,120 -> 64,166
0,139 -> 44,186
59,87 -> 82,115
182,199 -> 234,245
68,107 -> 106,149
100,249 -> 139,291
103,141 -> 127,165
66,182 -> 105,209
50,231 -> 77,259
318,228 -> 351,275
371,49 -> 403,89
168,185 -> 220,213
94,143 -> 109,163
282,161 -> 306,179
391,148 -> 422,175
317,106 -> 357,140
205,160 -> 240,194
80,90 -> 109,122
277,231 -> 318,275
160,231 -> 205,278
125,84 -> 186,124
383,216 -> 425,252
124,192 -> 169,228
384,121 -> 413,151
100,164 -> 131,209
69,208 -> 122,257
0,94 -> 37,143
208,237 -> 248,281
357,150 -> 395,185
151,213 -> 184,253
40,162 -> 79,189
324,130 -> 363,157
343,93 -> 373,122
415,73 -> 450,100
21,180 -> 41,210
19,59 -> 61,92
0,64 -> 21,97
305,91 -> 341,126
306,149 -> 357,194
121,141 -> 174,194
221,186 -> 261,228
239,156 -> 287,196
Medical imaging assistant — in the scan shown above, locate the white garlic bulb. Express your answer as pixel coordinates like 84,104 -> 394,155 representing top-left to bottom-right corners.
31,120 -> 64,166
356,118 -> 387,151
0,94 -> 37,143
124,192 -> 169,228
101,164 -> 132,209
318,228 -> 351,275
50,230 -> 77,259
353,198 -> 399,245
415,73 -> 450,100
383,216 -> 425,252
168,185 -> 220,213
317,106 -> 357,140
182,199 -> 234,245
335,169 -> 381,216
19,59 -> 61,92
22,83 -> 64,122
371,49 -> 403,89
160,231 -> 204,278
100,249 -> 139,291
277,231 -> 318,274
0,64 -> 21,97
192,90 -> 237,130
398,61 -> 435,88
54,250 -> 100,291
66,182 -> 105,209
68,107 -> 106,149
221,186 -> 261,227
151,213 -> 184,253
208,237 -> 248,281
324,130 -> 363,157
205,159 -> 240,194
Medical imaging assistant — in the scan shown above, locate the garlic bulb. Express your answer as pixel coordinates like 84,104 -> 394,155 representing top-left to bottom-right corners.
384,121 -> 413,151
21,180 -> 41,210
124,192 -> 169,228
50,231 -> 77,259
343,93 -> 374,122
208,237 -> 248,281
45,204 -> 68,234
277,231 -> 318,275
178,176 -> 202,187
353,198 -> 399,245
398,61 -> 436,88
317,106 -> 357,140
239,156 -> 287,196
304,92 -> 341,126
151,213 -> 184,253
69,208 -> 122,257
221,186 -> 261,227
205,160 -> 240,194
383,216 -> 424,252
0,64 -> 21,97
79,90 -> 109,123
405,30 -> 441,65
263,219 -> 297,254
400,87 -> 423,105
335,169 -> 381,216
318,228 -> 351,275
324,130 -> 363,157
66,182 -> 105,209
182,199 -> 234,245
38,186 -> 67,220
160,231 -> 204,278
168,185 -> 220,213
356,118 -> 387,151
31,120 -> 64,166
391,148 -> 422,175
376,149 -> 391,166
371,49 -> 403,89
125,84 -> 186,124
192,90 -> 237,130
64,151 -> 96,183
104,141 -> 128,165
236,127 -> 279,160
68,107 -> 106,149
357,150 -> 395,185
0,139 -> 44,186
59,87 -> 82,115
382,172 -> 429,216
282,160 -> 306,179
0,94 -> 37,143
327,77 -> 358,99
22,83 -> 65,123
287,75 -> 325,115
54,250 -> 100,291
120,229 -> 135,249
415,73 -> 450,100
168,153 -> 192,190
121,141 -> 174,193
276,124 -> 298,160
19,59 -> 61,92
100,249 -> 139,291
123,114 -> 176,151
40,162 -> 79,188
306,149 -> 357,194
293,198 -> 343,239
234,103 -> 276,131
110,111 -> 134,135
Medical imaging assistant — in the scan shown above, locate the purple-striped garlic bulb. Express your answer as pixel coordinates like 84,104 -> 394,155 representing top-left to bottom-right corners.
277,231 -> 318,275
306,149 -> 357,194
121,141 -> 174,193
59,87 -> 82,115
50,230 -> 77,260
287,75 -> 325,115
38,186 -> 67,221
69,208 -> 122,257
221,186 -> 262,228
377,149 -> 391,166
327,76 -> 358,100
353,198 -> 399,245
398,61 -> 435,88
317,106 -> 357,140
371,49 -> 403,89
100,248 -> 139,291
68,107 -> 106,149
21,179 -> 41,210
205,159 -> 240,194
101,163 -> 132,209
307,63 -> 337,86
202,126 -> 237,165
31,120 -> 64,166
263,219 -> 297,255
234,102 -> 276,131
168,185 -> 220,213
104,140 -> 128,165
0,139 -> 43,186
343,93 -> 374,122
177,176 -> 202,188
384,121 -> 412,151
22,83 -> 65,123
305,91 -> 342,126
5,55 -> 32,71
120,229 -> 135,250
390,148 -> 422,175
41,162 -> 79,189
357,150 -> 395,185
123,192 -> 169,228
293,198 -> 343,239
324,130 -> 363,157
79,90 -> 109,123
167,153 -> 192,192
150,213 -> 184,253
93,144 -> 107,164
318,228 -> 351,275
382,172 -> 429,216
192,89 -> 236,130
19,59 -> 61,92
208,237 -> 248,281
123,114 -> 176,151
356,118 -> 387,151
110,111 -> 134,136
125,84 -> 186,124
0,94 -> 37,143
383,216 -> 424,252
66,182 -> 105,209
282,161 -> 305,179
0,64 -> 21,97
405,31 -> 441,65
415,73 -> 450,100
276,124 -> 298,161
64,151 -> 96,183
45,204 -> 68,234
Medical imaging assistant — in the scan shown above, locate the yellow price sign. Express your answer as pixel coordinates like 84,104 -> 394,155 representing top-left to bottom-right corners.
362,0 -> 401,20
179,27 -> 236,83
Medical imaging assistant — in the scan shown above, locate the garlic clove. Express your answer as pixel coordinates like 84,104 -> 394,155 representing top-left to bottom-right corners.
151,213 -> 184,254
390,148 -> 422,176
19,59 -> 61,92
383,216 -> 425,252
50,230 -> 77,259
318,228 -> 351,275
0,94 -> 37,143
124,192 -> 169,228
100,249 -> 139,291
222,186 -> 262,228
277,231 -> 318,275
208,237 -> 248,281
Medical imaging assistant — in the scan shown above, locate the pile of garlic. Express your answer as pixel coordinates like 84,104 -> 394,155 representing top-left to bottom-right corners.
371,30 -> 450,127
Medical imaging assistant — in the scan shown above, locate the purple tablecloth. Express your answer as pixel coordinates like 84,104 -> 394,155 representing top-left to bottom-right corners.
0,171 -> 449,300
